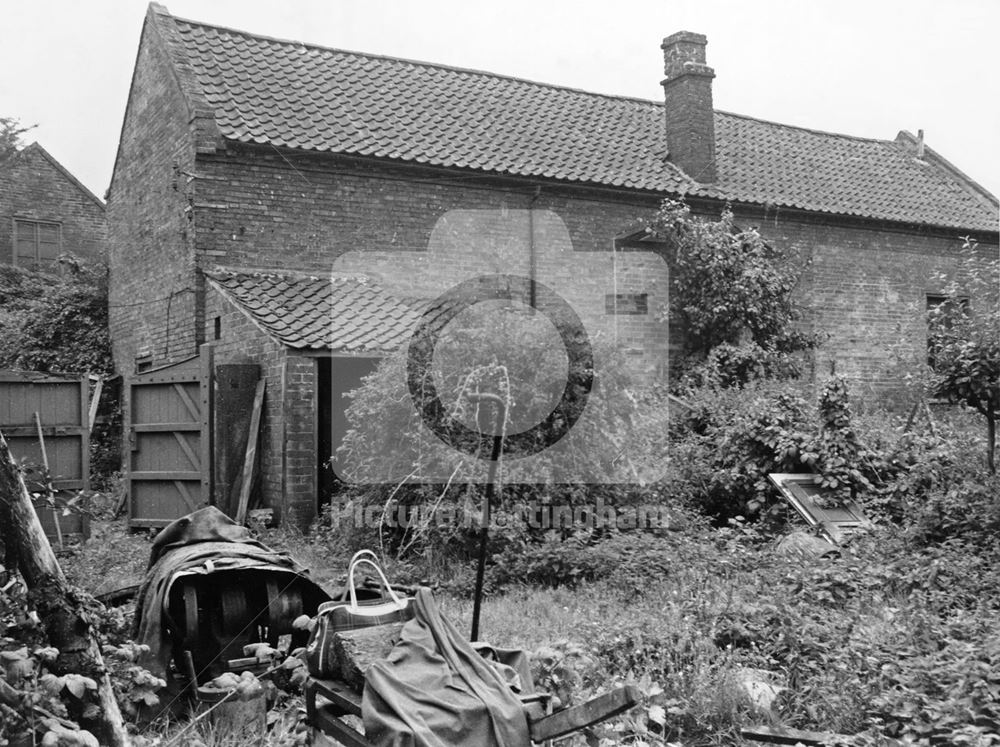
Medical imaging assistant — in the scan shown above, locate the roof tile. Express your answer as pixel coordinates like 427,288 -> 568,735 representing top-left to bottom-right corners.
207,271 -> 425,352
165,11 -> 997,232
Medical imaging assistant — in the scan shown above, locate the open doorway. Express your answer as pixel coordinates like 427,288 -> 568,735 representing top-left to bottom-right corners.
317,356 -> 381,511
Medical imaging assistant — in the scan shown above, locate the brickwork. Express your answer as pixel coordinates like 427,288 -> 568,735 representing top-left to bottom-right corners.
282,354 -> 317,528
0,144 -> 105,266
108,40 -> 999,529
106,14 -> 201,374
732,206 -> 999,406
661,32 -> 716,184
192,148 -> 672,372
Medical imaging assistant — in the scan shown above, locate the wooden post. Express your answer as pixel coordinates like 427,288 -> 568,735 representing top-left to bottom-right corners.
234,379 -> 266,525
88,377 -> 103,433
0,431 -> 129,747
34,412 -> 64,550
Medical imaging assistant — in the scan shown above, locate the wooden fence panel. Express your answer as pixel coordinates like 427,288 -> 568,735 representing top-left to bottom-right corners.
0,371 -> 90,540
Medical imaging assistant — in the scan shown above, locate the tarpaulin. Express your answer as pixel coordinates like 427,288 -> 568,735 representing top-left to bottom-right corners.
362,588 -> 531,747
131,506 -> 324,680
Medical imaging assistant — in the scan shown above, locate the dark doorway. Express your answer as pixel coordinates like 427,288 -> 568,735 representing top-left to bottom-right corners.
317,356 -> 381,510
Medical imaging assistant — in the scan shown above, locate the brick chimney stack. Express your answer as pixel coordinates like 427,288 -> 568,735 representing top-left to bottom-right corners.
661,31 -> 717,184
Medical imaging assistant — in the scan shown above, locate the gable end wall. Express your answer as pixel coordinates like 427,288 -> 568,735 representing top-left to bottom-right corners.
107,15 -> 201,376
0,148 -> 106,265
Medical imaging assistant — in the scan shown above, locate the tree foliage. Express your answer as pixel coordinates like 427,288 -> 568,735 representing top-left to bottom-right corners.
0,262 -> 113,376
0,116 -> 34,164
927,237 -> 1000,472
647,199 -> 820,386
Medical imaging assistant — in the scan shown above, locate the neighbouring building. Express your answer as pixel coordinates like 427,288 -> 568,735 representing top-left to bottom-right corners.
107,3 -> 999,528
0,142 -> 106,271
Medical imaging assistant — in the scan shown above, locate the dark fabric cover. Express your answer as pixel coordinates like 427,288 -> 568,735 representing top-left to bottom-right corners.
362,588 -> 531,747
131,506 -> 317,679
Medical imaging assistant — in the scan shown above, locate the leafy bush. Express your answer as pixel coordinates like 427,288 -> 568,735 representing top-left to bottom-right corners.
666,377 -> 885,523
0,261 -> 121,484
926,237 -> 1000,473
647,199 -> 821,386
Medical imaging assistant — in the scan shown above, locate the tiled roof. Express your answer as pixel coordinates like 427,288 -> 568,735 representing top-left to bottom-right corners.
155,6 -> 998,232
206,270 -> 423,352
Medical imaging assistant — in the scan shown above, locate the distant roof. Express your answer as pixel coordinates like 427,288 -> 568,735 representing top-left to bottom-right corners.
151,4 -> 998,233
206,270 -> 423,352
3,143 -> 105,209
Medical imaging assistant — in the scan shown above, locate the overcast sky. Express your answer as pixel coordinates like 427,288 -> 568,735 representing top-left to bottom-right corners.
3,0 -> 998,207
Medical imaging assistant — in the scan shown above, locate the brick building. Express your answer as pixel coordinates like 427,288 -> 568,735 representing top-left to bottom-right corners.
108,4 -> 999,528
1,142 -> 106,270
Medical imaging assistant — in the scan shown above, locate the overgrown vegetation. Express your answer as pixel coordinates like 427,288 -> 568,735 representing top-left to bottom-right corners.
926,237 -> 1000,472
648,199 -> 821,387
4,194 -> 998,744
0,261 -> 121,486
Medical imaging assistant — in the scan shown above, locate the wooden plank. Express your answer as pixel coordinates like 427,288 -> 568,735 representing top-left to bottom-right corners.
134,423 -> 202,433
213,365 -> 259,516
173,383 -> 200,422
740,724 -> 895,746
173,432 -> 201,470
200,344 -> 214,509
308,679 -> 363,718
173,480 -> 200,512
529,685 -> 640,743
79,378 -> 90,494
310,707 -> 372,747
234,379 -> 265,524
0,425 -> 87,437
34,412 -> 63,550
129,470 -> 202,481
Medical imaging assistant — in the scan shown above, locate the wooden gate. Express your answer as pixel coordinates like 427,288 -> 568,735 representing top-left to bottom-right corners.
127,347 -> 212,528
0,370 -> 90,539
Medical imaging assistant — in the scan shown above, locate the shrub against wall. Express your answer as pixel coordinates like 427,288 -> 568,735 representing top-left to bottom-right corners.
647,199 -> 820,387
0,261 -> 120,483
927,237 -> 1000,472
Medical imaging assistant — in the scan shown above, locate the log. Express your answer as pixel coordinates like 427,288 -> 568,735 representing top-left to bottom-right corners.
0,431 -> 129,747
332,622 -> 405,692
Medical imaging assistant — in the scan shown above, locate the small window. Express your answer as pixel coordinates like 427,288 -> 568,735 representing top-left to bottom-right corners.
605,293 -> 648,315
13,219 -> 62,270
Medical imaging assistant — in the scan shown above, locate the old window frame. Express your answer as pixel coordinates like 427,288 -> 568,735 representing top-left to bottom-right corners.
768,473 -> 869,544
13,217 -> 63,270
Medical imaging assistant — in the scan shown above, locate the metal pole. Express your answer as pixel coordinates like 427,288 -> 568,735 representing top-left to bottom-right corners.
468,393 -> 505,642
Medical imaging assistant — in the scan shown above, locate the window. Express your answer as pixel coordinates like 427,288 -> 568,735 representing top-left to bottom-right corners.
14,219 -> 61,270
605,293 -> 648,315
